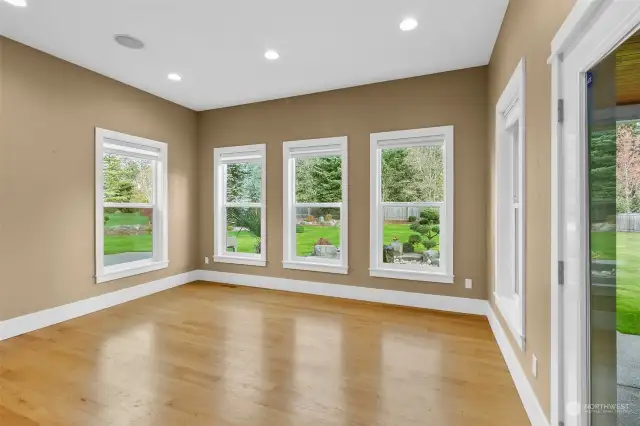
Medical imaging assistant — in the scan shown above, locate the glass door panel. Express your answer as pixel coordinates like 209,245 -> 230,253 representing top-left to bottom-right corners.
587,31 -> 640,425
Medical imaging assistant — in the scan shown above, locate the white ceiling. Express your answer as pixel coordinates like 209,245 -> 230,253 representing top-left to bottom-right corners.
0,0 -> 509,111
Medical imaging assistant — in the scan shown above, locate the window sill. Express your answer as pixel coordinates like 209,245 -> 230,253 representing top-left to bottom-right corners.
494,292 -> 525,350
97,260 -> 169,283
369,267 -> 454,284
283,261 -> 348,275
214,255 -> 266,267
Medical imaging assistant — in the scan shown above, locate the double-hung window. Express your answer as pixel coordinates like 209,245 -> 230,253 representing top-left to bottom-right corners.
95,128 -> 169,283
283,137 -> 348,274
213,144 -> 267,267
495,58 -> 526,350
369,126 -> 454,283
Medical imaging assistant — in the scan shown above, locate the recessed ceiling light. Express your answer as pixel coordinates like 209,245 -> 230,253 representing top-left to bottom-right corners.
3,0 -> 28,7
265,50 -> 280,60
114,34 -> 145,50
400,18 -> 418,32
167,73 -> 182,82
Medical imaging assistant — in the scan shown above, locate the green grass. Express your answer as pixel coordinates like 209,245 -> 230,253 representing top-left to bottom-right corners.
227,222 -> 441,257
104,235 -> 152,255
383,223 -> 440,252
295,226 -> 340,256
228,226 -> 342,256
104,212 -> 152,255
227,229 -> 261,254
591,231 -> 640,335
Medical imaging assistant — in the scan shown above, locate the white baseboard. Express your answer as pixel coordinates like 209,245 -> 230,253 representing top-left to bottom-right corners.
0,270 -> 197,341
193,269 -> 489,315
487,308 -> 549,426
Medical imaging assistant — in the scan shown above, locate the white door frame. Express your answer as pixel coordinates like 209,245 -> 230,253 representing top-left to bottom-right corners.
550,1 -> 640,425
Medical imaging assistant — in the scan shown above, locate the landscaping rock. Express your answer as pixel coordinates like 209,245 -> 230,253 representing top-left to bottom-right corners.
401,253 -> 423,262
423,250 -> 440,266
104,224 -> 151,236
314,244 -> 338,258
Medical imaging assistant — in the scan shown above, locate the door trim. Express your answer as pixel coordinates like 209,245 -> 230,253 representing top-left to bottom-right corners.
550,1 -> 640,425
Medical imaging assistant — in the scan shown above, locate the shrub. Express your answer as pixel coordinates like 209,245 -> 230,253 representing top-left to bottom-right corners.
410,224 -> 429,235
307,215 -> 315,223
227,225 -> 233,231
325,214 -> 333,221
402,242 -> 414,253
408,234 -> 422,246
407,215 -> 417,222
423,239 -> 437,250
408,208 -> 440,241
316,237 -> 331,245
420,208 -> 439,223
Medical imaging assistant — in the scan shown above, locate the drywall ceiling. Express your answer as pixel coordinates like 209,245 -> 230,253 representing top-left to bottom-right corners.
0,0 -> 509,111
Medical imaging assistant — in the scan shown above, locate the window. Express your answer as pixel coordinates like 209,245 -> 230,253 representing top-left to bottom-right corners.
494,58 -> 525,350
283,137 -> 348,274
369,126 -> 454,283
95,128 -> 169,283
214,144 -> 266,266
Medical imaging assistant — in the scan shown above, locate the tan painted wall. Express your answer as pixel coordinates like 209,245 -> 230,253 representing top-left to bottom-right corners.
198,67 -> 489,299
487,0 -> 576,418
0,38 -> 199,321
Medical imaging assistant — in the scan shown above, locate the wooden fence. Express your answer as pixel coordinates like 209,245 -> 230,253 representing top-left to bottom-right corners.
617,213 -> 640,232
383,207 -> 421,221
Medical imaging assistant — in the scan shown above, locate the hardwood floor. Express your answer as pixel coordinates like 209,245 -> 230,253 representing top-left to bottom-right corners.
0,282 -> 529,426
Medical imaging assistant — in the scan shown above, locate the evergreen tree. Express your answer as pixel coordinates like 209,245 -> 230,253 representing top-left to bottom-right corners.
310,156 -> 342,202
381,148 -> 414,202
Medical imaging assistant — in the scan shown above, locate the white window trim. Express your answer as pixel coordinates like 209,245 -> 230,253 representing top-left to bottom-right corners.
369,126 -> 454,284
95,128 -> 169,284
282,136 -> 348,274
494,58 -> 526,350
213,144 -> 267,267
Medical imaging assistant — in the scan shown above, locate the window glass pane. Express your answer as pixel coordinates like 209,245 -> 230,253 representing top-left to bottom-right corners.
225,163 -> 262,203
381,146 -> 444,203
381,206 -> 441,269
295,207 -> 341,259
295,156 -> 342,203
104,208 -> 153,266
103,154 -> 153,203
511,124 -> 520,203
226,207 -> 262,254
514,208 -> 520,295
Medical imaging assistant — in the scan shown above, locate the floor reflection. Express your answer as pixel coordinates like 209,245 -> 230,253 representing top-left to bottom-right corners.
0,284 -> 529,426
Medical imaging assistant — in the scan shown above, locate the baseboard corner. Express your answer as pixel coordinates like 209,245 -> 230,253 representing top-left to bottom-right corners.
487,307 -> 549,426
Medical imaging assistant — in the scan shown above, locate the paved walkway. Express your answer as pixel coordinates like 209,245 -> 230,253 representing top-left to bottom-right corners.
618,332 -> 640,425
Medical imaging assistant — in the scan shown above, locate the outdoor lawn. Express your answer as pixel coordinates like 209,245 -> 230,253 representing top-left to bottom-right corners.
228,222 -> 440,257
228,225 -> 341,256
592,231 -> 640,335
383,223 -> 440,252
104,212 -> 152,255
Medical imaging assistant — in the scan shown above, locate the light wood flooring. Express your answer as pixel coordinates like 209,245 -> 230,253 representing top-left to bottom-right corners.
0,282 -> 529,425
